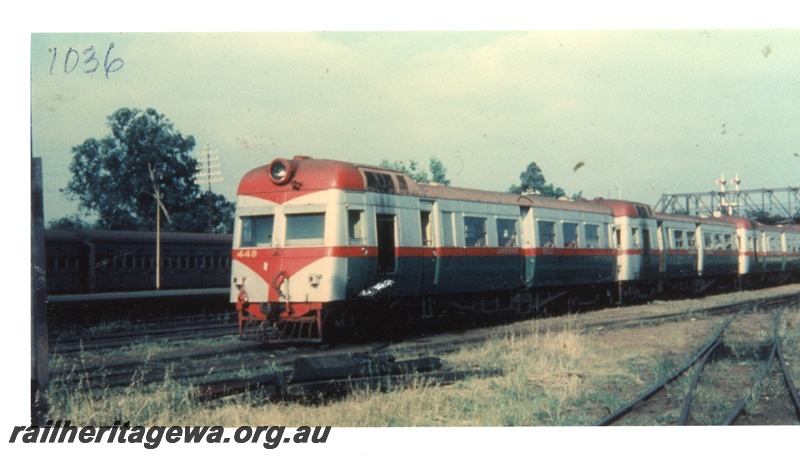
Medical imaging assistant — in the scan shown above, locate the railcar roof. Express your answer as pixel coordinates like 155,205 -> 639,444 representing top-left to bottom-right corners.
652,211 -> 702,224
239,157 -> 613,214
651,211 -> 743,228
416,183 -> 613,214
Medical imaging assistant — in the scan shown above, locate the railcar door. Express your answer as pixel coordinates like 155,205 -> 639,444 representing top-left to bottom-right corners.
419,205 -> 437,294
657,221 -> 667,274
376,214 -> 396,275
345,208 -> 370,296
753,236 -> 760,268
641,228 -> 653,279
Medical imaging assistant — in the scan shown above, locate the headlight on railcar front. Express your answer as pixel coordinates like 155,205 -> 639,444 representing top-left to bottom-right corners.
268,158 -> 295,185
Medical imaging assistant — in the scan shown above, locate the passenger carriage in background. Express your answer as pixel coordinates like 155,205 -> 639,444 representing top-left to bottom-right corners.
231,156 -> 800,343
45,230 -> 232,295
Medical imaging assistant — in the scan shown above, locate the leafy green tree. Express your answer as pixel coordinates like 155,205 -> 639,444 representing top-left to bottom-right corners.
508,162 -> 566,198
63,108 -> 233,233
379,157 -> 450,185
46,214 -> 93,230
428,157 -> 450,186
172,191 -> 236,234
379,159 -> 428,182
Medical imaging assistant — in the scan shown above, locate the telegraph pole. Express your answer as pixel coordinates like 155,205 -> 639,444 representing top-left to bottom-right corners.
195,142 -> 224,233
149,163 -> 170,289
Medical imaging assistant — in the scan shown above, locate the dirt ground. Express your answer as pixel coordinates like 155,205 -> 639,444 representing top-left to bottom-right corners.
563,284 -> 800,425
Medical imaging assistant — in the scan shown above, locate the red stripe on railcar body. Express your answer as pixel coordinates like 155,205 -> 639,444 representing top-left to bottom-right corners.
525,247 -> 617,257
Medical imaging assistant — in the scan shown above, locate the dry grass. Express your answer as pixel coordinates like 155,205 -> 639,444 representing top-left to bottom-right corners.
781,309 -> 800,384
47,321 -> 664,426
46,286 -> 800,427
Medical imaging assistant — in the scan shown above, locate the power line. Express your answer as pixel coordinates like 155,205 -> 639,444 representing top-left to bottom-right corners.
195,142 -> 224,192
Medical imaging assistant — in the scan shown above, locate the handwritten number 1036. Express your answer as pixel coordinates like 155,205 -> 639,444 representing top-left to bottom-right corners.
49,42 -> 124,79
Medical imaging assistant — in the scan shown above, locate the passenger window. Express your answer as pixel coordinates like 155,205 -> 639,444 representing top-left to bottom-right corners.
687,231 -> 696,249
631,228 -> 640,248
703,233 -> 713,251
365,172 -> 395,193
724,234 -> 733,250
420,211 -> 432,246
441,211 -> 455,247
464,216 -> 487,247
396,175 -> 408,191
348,210 -> 365,245
538,221 -> 556,247
285,213 -> 325,246
563,223 -> 579,248
240,215 -> 274,248
497,219 -> 518,247
673,230 -> 684,249
585,224 -> 600,248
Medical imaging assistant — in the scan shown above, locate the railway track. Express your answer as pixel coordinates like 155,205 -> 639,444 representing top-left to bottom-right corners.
595,298 -> 800,425
717,310 -> 800,425
360,291 -> 800,364
49,312 -> 238,354
50,290 -> 800,401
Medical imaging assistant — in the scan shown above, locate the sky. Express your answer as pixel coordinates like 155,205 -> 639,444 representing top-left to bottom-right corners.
28,27 -> 800,225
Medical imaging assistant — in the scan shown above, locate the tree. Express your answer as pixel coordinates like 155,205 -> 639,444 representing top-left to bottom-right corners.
46,214 -> 92,230
63,108 -> 234,233
172,191 -> 236,234
379,157 -> 450,185
508,162 -> 566,198
428,157 -> 450,186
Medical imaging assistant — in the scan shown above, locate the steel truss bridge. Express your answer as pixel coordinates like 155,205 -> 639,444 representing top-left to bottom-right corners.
654,187 -> 800,224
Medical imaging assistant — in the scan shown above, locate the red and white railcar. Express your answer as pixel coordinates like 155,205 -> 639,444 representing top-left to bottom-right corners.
230,156 -> 799,342
231,156 -> 618,341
